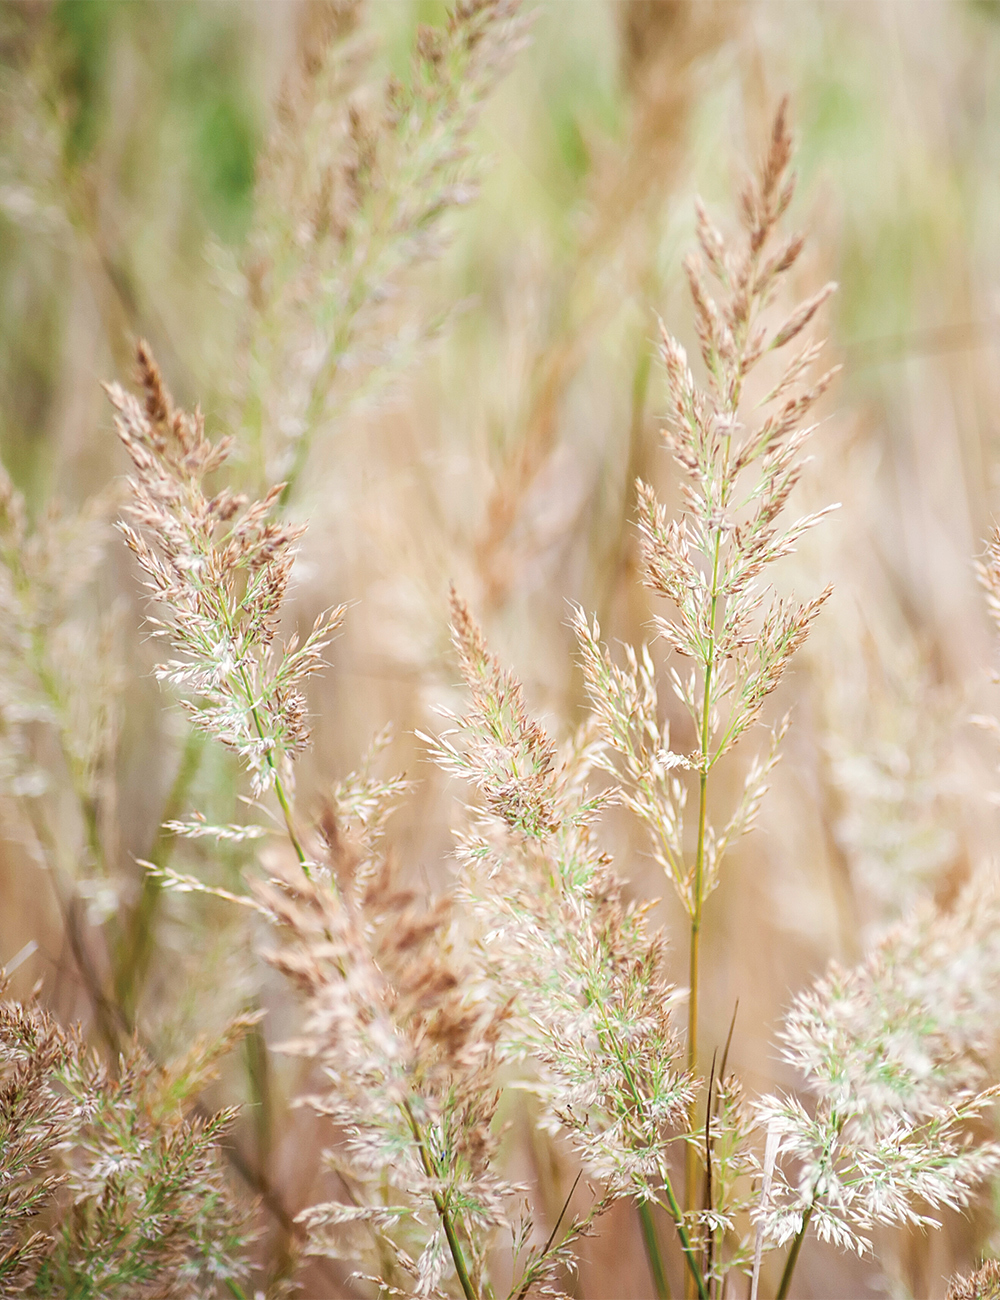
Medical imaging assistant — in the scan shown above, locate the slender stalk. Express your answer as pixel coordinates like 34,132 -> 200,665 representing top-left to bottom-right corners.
270,756 -> 307,867
705,1005 -> 738,1291
702,1051 -> 717,1288
684,894 -> 702,1284
638,1200 -> 673,1300
652,1181 -> 710,1300
115,726 -> 206,1013
401,1100 -> 480,1300
686,526 -> 724,1240
775,1202 -> 814,1300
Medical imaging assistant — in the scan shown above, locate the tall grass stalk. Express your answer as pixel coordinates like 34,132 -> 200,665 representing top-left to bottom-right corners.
577,100 -> 837,1290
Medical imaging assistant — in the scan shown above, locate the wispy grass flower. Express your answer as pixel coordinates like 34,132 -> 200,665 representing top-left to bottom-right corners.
574,101 -> 838,1241
0,978 -> 253,1299
108,342 -> 343,858
428,592 -> 701,1297
258,796 -> 512,1300
757,872 -> 1000,1294
237,0 -> 526,496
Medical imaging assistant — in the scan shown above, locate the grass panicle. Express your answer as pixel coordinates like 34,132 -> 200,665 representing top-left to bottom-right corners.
574,102 -> 839,1258
108,341 -> 343,823
431,590 -> 702,1295
0,976 -> 253,1299
257,803 -> 512,1300
238,0 -> 527,498
755,874 -> 1000,1291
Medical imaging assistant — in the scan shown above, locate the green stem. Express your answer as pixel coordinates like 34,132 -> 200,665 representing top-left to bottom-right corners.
115,726 -> 206,1013
652,1181 -> 710,1300
240,669 -> 308,871
775,1202 -> 814,1300
270,754 -> 307,867
402,1101 -> 480,1300
684,893 -> 702,1232
686,527 -> 723,1227
638,1200 -> 672,1300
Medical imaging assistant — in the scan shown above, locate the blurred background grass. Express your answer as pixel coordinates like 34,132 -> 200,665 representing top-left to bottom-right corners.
5,1 -> 1000,1295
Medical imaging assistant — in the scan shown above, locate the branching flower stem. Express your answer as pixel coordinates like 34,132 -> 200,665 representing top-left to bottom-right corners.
595,994 -> 706,1300
686,440 -> 729,1231
401,1099 -> 484,1300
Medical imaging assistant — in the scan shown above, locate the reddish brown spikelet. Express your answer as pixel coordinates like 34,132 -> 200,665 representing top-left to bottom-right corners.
947,1260 -> 1000,1300
135,337 -> 172,428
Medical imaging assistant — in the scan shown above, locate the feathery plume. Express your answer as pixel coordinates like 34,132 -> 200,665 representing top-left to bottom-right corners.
108,341 -> 343,803
260,824 -> 511,1299
0,978 -> 251,1297
431,592 -> 699,1295
758,872 -> 1000,1266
